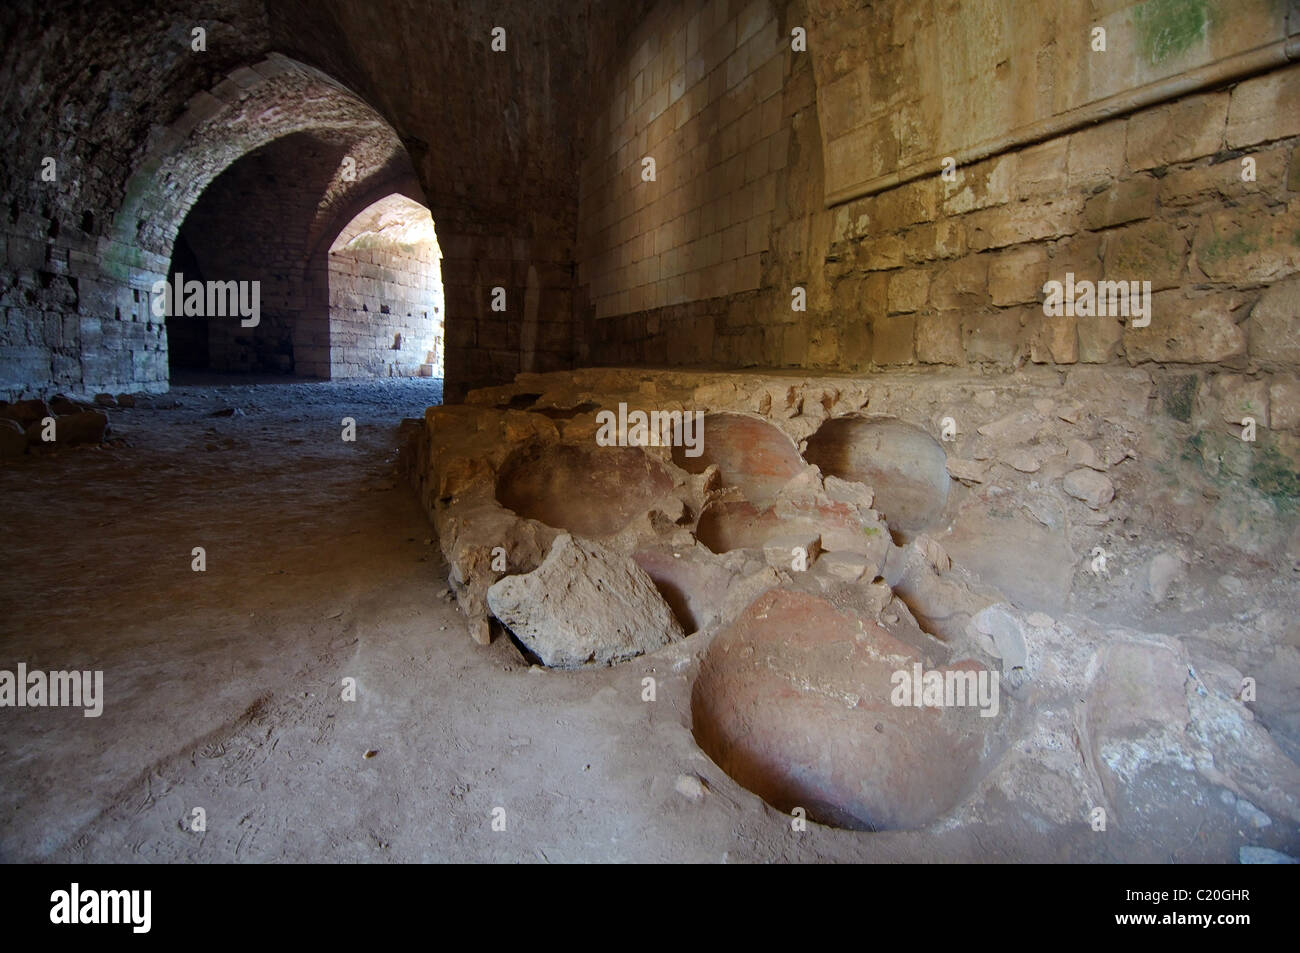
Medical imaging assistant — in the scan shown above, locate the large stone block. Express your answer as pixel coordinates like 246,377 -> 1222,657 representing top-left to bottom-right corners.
962,310 -> 1023,364
886,269 -> 928,313
1103,220 -> 1187,290
1270,375 -> 1300,430
6,236 -> 47,271
930,255 -> 988,310
872,315 -> 915,365
1028,313 -> 1078,364
872,178 -> 938,229
1083,175 -> 1157,231
902,219 -> 966,262
830,274 -> 866,316
1015,137 -> 1068,199
1067,120 -> 1127,191
1226,66 -> 1300,149
1208,374 -> 1270,428
1047,232 -> 1104,285
830,197 -> 873,245
0,308 -> 30,347
806,322 -> 841,366
941,153 -> 1016,215
966,195 -> 1082,251
1192,203 -> 1300,283
855,233 -> 906,271
486,533 -> 684,669
1124,290 -> 1248,364
915,313 -> 963,365
1248,278 -> 1300,366
988,245 -> 1047,306
1159,149 -> 1288,208
1077,314 -> 1125,364
837,317 -> 873,369
1126,92 -> 1228,170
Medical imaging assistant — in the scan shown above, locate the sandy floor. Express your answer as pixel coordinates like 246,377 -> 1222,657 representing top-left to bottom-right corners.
0,374 -> 1283,862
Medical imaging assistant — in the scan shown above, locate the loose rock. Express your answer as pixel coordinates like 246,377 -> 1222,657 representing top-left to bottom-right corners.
1147,551 -> 1186,603
674,774 -> 706,801
1063,468 -> 1114,509
487,533 -> 684,668
0,417 -> 27,460
25,409 -> 108,447
0,399 -> 50,428
1066,438 -> 1105,471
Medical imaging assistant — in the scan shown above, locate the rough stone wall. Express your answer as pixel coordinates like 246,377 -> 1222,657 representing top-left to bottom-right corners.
0,0 -> 623,400
0,0 -> 274,398
820,67 -> 1300,375
170,132 -> 338,376
3,0 -> 1296,401
265,0 -> 611,400
329,238 -> 444,379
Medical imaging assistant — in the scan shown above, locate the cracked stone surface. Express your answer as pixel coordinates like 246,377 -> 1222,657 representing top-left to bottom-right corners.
406,365 -> 1300,848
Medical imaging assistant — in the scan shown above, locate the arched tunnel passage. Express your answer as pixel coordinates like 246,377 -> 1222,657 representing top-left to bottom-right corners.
164,130 -> 344,377
328,194 -> 444,379
112,53 -> 445,385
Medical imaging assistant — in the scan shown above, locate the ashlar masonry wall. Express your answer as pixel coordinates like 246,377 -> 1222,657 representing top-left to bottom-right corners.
329,233 -> 444,378
575,0 -> 1300,386
577,0 -> 788,332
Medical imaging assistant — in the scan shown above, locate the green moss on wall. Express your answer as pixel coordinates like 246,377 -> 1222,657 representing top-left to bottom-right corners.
1182,429 -> 1300,513
1134,0 -> 1210,65
1159,374 -> 1198,422
1249,442 -> 1300,510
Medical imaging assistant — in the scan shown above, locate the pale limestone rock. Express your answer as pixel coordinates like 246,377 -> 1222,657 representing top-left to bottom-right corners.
674,774 -> 706,801
946,458 -> 987,483
1066,438 -> 1105,471
487,533 -> 684,668
1146,551 -> 1186,603
1250,278 -> 1300,365
764,533 -> 821,570
1002,447 -> 1040,472
1063,468 -> 1114,508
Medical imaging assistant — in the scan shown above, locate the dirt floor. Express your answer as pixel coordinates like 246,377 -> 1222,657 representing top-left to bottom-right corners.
0,373 -> 1291,863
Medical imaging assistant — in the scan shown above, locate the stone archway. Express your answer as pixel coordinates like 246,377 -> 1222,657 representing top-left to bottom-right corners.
326,193 -> 445,379
105,53 -> 431,383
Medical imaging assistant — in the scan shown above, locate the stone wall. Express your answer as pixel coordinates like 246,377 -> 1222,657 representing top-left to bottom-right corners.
572,0 -> 831,368
271,0 -> 608,400
0,0 -> 619,400
576,0 -> 787,320
169,131 -> 336,376
821,67 -> 1300,374
0,40 -> 411,395
0,0 -> 272,399
329,235 -> 444,379
804,0 -> 1296,205
576,0 -> 1300,398
3,0 -> 1298,401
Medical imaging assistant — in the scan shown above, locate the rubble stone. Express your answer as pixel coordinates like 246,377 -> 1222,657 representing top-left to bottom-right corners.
1063,468 -> 1114,508
486,533 -> 684,669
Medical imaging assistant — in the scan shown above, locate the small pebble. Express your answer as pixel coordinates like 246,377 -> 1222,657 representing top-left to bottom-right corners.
674,774 -> 706,801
